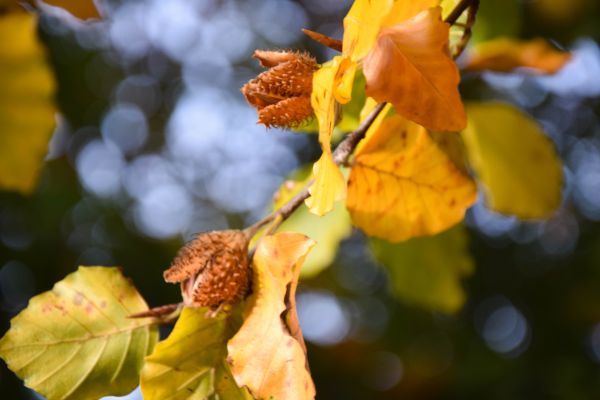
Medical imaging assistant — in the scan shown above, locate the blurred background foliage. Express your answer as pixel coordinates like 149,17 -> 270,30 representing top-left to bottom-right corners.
1,0 -> 600,398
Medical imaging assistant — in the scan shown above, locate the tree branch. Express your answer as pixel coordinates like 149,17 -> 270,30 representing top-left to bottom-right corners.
247,0 -> 478,237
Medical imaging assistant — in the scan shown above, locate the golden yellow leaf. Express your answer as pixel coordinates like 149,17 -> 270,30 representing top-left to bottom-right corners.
464,37 -> 572,74
227,233 -> 316,400
370,224 -> 473,313
141,307 -> 251,400
0,13 -> 55,194
342,0 -> 393,61
347,115 -> 477,242
305,57 -> 348,216
363,6 -> 466,132
381,0 -> 439,27
42,0 -> 100,19
463,102 -> 563,219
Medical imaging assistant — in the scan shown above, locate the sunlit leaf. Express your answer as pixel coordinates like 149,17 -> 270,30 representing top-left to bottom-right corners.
0,267 -> 158,400
464,38 -> 571,74
342,0 -> 393,61
0,12 -> 55,194
305,57 -> 349,216
141,307 -> 252,400
363,7 -> 466,132
463,102 -> 563,219
228,233 -> 316,400
370,224 -> 473,313
381,0 -> 439,27
347,115 -> 477,242
42,0 -> 100,19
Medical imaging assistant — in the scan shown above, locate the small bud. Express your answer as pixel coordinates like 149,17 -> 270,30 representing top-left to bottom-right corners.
164,230 -> 250,308
242,50 -> 317,128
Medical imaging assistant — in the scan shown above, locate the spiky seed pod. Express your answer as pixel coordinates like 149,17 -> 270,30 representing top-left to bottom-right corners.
163,230 -> 250,308
242,50 -> 317,128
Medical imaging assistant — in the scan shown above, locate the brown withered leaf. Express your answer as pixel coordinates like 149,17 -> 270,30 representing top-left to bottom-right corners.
227,233 -> 316,400
363,7 -> 466,132
242,50 -> 317,128
163,230 -> 250,308
463,37 -> 571,74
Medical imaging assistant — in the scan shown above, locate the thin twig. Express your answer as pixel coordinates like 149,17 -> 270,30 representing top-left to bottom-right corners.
444,0 -> 477,25
246,0 -> 478,239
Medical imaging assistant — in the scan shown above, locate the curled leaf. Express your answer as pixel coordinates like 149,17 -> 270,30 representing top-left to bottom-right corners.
464,37 -> 571,74
347,115 -> 477,242
227,233 -> 316,400
0,267 -> 158,400
363,7 -> 466,132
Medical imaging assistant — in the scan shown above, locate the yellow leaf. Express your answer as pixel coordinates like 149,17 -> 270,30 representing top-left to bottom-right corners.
342,0 -> 394,61
227,233 -> 316,400
42,0 -> 101,19
305,57 -> 348,216
463,102 -> 563,219
0,13 -> 55,194
464,37 -> 572,74
370,224 -> 473,313
141,307 -> 252,400
381,0 -> 439,27
363,7 -> 466,132
0,267 -> 158,400
347,115 -> 477,242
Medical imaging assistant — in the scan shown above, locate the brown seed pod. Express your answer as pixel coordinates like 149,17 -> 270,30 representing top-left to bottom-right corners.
241,50 -> 317,128
163,230 -> 251,308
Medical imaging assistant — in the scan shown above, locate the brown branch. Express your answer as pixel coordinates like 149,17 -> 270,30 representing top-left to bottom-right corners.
247,0 -> 478,238
444,0 -> 478,25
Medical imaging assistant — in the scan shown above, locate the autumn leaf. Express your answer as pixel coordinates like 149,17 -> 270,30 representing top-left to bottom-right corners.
363,7 -> 466,132
463,37 -> 571,74
0,12 -> 55,194
370,224 -> 474,313
141,307 -> 252,400
463,102 -> 563,219
42,0 -> 101,20
274,167 -> 352,278
305,56 -> 352,216
347,115 -> 477,242
0,267 -> 158,400
227,233 -> 316,400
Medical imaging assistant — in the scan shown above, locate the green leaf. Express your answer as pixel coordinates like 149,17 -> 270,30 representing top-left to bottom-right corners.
370,225 -> 474,313
0,266 -> 158,400
0,12 -> 56,194
141,307 -> 252,400
463,102 -> 563,219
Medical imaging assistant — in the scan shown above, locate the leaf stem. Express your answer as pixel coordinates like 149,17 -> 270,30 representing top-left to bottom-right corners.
444,0 -> 479,25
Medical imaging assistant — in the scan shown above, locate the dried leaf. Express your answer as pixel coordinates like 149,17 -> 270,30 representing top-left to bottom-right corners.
0,267 -> 158,400
463,102 -> 563,219
347,115 -> 477,242
227,233 -> 316,400
464,37 -> 571,74
342,0 -> 393,61
363,7 -> 467,132
0,12 -> 55,194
